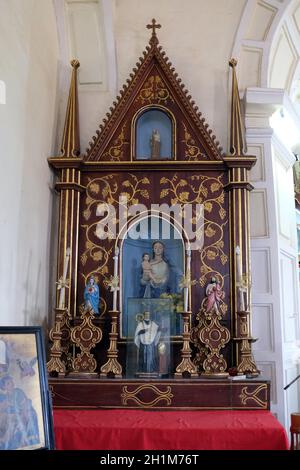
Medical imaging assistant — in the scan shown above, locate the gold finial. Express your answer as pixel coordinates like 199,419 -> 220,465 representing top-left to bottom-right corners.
229,58 -> 237,68
229,58 -> 246,156
147,19 -> 161,45
70,59 -> 80,69
60,59 -> 81,158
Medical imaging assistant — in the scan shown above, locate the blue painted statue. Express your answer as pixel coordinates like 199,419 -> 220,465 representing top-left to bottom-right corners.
84,276 -> 100,314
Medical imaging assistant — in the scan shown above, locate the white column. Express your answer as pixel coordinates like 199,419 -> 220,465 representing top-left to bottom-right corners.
244,87 -> 300,430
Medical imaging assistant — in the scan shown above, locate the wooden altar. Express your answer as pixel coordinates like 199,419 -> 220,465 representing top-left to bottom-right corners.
47,20 -> 269,410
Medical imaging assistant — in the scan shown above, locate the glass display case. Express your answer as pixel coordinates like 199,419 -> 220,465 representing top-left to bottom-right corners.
125,298 -> 173,378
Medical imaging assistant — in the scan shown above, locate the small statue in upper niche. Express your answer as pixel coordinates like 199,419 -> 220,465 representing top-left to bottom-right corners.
150,129 -> 161,159
206,277 -> 225,313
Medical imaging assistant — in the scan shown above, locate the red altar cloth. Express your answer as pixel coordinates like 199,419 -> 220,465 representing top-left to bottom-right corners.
53,409 -> 289,450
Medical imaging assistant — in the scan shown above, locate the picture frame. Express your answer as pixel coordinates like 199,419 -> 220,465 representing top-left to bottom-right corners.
0,326 -> 54,450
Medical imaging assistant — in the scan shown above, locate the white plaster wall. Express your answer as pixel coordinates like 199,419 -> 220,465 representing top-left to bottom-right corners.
56,0 -> 247,154
0,0 -> 59,327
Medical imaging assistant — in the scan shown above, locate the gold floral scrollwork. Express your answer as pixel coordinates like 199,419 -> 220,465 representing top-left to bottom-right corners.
137,75 -> 174,105
70,307 -> 102,373
101,123 -> 129,161
121,385 -> 173,407
182,123 -> 207,160
159,173 -> 228,290
199,309 -> 230,376
81,174 -> 151,304
239,384 -> 268,409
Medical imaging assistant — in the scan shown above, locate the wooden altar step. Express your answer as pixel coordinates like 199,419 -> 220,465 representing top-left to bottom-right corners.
49,377 -> 270,410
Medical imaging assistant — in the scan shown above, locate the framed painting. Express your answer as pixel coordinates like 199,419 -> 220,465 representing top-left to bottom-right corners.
0,326 -> 54,450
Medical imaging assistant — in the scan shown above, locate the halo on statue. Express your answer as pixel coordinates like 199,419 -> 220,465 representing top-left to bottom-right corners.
135,313 -> 144,323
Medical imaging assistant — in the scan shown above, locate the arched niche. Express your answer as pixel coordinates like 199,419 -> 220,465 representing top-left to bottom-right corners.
117,213 -> 186,339
132,106 -> 175,160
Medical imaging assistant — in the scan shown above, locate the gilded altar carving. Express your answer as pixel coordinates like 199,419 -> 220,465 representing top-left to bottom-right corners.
121,384 -> 173,407
191,278 -> 230,376
79,172 -> 229,325
156,172 -> 231,372
101,123 -> 129,161
47,22 -> 267,410
181,123 -> 207,160
159,173 -> 228,289
239,384 -> 268,409
79,174 -> 151,315
70,307 -> 102,374
136,75 -> 174,105
47,308 -> 69,376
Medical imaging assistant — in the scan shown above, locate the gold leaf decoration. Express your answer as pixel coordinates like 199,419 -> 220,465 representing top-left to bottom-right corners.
160,189 -> 169,198
137,75 -> 174,105
178,192 -> 189,202
200,265 -> 209,274
81,172 -> 229,325
92,251 -> 103,262
85,196 -> 93,205
200,187 -> 208,198
219,208 -> 226,219
140,190 -> 149,199
81,253 -> 87,266
204,202 -> 213,213
220,303 -> 228,315
217,193 -> 225,204
181,122 -> 207,161
220,254 -> 228,265
207,250 -> 217,260
102,186 -> 109,198
210,182 -> 221,192
205,226 -> 216,238
101,123 -> 129,161
95,227 -> 106,239
83,209 -> 91,221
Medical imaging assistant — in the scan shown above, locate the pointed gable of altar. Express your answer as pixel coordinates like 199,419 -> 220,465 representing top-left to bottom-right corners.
85,19 -> 223,162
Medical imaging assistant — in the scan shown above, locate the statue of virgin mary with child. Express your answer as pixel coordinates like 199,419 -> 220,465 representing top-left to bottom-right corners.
140,240 -> 179,298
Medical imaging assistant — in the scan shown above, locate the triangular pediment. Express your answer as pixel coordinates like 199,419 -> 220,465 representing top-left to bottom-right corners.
85,22 -> 223,162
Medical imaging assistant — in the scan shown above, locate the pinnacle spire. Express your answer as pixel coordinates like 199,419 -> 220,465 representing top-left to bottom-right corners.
229,59 -> 246,156
60,59 -> 81,158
